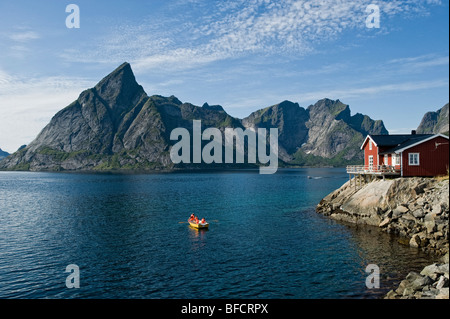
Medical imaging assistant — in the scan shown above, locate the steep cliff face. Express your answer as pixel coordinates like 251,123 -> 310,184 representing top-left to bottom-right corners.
0,62 -> 388,171
242,100 -> 309,162
302,99 -> 388,160
417,103 -> 449,135
0,63 -> 245,171
242,98 -> 388,165
0,148 -> 9,160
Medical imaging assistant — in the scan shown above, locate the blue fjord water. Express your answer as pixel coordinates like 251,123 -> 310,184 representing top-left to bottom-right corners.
0,168 -> 435,299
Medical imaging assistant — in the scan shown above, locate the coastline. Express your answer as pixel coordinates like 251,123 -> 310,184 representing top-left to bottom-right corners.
316,176 -> 449,299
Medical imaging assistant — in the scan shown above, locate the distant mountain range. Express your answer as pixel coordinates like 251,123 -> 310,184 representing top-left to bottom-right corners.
416,103 -> 449,135
1,62 -> 444,172
0,148 -> 9,160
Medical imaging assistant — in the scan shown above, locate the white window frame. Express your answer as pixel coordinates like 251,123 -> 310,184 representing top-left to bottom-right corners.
384,154 -> 389,165
408,153 -> 420,166
368,155 -> 374,170
369,140 -> 372,150
394,154 -> 400,166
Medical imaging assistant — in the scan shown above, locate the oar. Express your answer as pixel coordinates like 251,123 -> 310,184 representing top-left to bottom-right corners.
179,220 -> 218,223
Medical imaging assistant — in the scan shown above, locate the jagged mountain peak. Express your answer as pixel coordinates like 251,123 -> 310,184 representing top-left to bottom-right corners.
417,103 -> 449,135
308,98 -> 349,119
95,62 -> 134,90
93,62 -> 146,115
202,102 -> 225,112
0,63 -> 391,171
276,100 -> 300,109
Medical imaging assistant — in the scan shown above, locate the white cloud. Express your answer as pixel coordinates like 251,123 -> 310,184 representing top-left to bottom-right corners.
57,0 -> 442,73
8,30 -> 40,42
131,0 -> 442,71
0,70 -> 94,152
292,79 -> 449,103
223,78 -> 449,114
387,54 -> 449,69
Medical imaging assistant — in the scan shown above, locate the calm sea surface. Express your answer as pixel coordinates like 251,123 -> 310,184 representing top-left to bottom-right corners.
0,168 -> 436,299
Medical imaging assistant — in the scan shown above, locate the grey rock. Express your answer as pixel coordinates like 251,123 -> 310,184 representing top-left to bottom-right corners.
436,287 -> 449,299
420,263 -> 447,280
416,103 -> 449,135
409,234 -> 421,248
0,63 -> 389,171
393,205 -> 409,218
412,209 -> 425,219
379,217 -> 391,228
435,275 -> 448,289
432,204 -> 443,215
410,276 -> 433,291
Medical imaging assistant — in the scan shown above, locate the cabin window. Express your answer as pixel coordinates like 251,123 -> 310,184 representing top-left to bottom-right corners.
384,154 -> 389,165
369,140 -> 372,150
394,154 -> 400,166
368,155 -> 374,170
408,153 -> 419,166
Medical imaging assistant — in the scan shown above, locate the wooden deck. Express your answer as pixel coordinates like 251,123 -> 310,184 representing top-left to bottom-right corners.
346,165 -> 400,189
346,165 -> 401,176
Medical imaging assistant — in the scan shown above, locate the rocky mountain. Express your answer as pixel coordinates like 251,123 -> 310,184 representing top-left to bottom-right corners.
0,148 -> 9,160
243,98 -> 388,165
0,63 -> 245,171
416,103 -> 449,135
0,62 -> 388,171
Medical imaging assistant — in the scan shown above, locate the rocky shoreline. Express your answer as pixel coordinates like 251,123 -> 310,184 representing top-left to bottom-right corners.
316,176 -> 449,299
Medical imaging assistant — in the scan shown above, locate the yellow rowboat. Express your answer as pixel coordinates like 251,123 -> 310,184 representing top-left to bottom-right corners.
188,219 -> 209,229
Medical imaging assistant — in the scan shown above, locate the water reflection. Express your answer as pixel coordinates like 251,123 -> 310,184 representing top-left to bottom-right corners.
188,226 -> 208,251
337,221 -> 439,298
0,170 -> 437,299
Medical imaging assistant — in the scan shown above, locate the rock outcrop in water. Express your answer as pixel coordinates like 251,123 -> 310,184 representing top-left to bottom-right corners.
385,254 -> 449,299
316,177 -> 449,255
316,176 -> 449,299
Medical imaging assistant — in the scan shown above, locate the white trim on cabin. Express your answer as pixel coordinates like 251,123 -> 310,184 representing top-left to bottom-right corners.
400,152 -> 403,177
408,153 -> 420,166
394,134 -> 449,154
394,153 -> 401,166
360,135 -> 377,150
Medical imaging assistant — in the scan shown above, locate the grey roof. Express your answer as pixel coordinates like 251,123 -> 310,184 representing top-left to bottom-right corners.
369,134 -> 435,154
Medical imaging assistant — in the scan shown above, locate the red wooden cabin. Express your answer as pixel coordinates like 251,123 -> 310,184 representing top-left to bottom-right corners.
356,131 -> 449,177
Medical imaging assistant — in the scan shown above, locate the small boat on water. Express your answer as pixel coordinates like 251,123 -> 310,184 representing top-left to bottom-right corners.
188,219 -> 209,229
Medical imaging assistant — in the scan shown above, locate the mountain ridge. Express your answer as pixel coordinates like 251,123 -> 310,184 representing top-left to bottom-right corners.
0,148 -> 9,160
416,103 -> 449,135
0,62 -> 389,171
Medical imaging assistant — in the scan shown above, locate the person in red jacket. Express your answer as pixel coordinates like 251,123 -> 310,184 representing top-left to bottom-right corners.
200,218 -> 206,224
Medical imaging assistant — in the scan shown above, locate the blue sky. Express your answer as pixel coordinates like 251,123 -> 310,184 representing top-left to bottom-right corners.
0,0 -> 448,153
